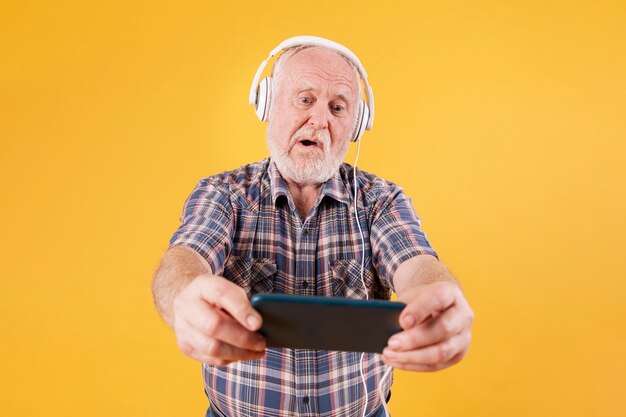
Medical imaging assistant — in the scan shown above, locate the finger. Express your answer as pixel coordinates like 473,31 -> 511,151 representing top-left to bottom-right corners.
177,337 -> 233,366
178,317 -> 266,363
189,328 -> 266,363
387,304 -> 469,351
398,282 -> 458,330
201,277 -> 263,331
382,350 -> 466,372
382,329 -> 471,369
187,298 -> 266,352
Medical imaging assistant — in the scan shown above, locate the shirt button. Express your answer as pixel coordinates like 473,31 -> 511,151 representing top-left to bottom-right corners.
302,281 -> 308,289
303,229 -> 308,236
302,396 -> 309,405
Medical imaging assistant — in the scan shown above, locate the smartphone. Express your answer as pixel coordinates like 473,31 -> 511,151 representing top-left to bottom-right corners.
251,293 -> 405,353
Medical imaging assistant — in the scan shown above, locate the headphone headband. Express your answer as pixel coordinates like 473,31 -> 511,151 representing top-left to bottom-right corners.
249,36 -> 374,130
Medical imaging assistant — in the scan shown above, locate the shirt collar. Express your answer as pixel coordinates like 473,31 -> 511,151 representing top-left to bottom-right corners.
268,160 -> 291,204
268,159 -> 353,207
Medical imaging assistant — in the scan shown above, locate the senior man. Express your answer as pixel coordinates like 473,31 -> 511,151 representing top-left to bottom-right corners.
152,36 -> 474,417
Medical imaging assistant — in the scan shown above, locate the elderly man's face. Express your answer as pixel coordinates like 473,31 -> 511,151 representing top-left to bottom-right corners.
266,47 -> 360,185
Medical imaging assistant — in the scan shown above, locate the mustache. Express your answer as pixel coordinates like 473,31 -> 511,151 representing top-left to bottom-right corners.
289,126 -> 330,150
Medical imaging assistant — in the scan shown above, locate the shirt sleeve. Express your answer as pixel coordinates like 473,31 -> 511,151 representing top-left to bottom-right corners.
169,178 -> 234,276
369,184 -> 438,289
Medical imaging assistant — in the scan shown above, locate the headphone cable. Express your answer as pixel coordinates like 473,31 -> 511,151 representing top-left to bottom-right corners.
353,138 -> 393,417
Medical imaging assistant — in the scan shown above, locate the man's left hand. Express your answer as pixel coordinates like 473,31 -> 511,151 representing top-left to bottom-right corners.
382,281 -> 474,372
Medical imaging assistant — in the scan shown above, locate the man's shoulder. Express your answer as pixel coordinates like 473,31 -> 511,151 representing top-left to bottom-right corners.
203,159 -> 269,188
339,163 -> 403,200
195,159 -> 269,208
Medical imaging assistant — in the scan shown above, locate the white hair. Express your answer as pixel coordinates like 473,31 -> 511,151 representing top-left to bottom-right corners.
269,45 -> 362,130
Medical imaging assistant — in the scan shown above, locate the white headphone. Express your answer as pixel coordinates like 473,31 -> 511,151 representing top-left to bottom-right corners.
249,36 -> 375,142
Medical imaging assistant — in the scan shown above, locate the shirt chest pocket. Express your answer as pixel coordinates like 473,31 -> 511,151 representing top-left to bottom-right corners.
222,256 -> 277,298
331,258 -> 391,300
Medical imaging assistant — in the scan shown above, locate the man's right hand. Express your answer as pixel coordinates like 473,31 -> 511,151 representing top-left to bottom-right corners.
172,274 -> 266,366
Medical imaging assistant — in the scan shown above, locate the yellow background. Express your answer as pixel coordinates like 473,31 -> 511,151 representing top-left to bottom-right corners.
1,1 -> 625,416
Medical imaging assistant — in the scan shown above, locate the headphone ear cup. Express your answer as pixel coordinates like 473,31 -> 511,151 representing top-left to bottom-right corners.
353,100 -> 369,142
255,77 -> 272,122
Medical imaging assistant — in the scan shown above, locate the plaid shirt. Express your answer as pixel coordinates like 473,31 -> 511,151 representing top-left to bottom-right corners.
170,158 -> 437,417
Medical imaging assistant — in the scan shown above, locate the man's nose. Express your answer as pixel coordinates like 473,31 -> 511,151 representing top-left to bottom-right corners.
307,104 -> 330,130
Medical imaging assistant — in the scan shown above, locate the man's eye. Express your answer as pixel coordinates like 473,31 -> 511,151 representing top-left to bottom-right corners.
299,97 -> 312,104
331,104 -> 344,113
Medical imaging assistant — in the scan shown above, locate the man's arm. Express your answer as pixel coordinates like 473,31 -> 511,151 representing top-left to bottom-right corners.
152,245 -> 266,366
152,245 -> 211,326
382,254 -> 474,372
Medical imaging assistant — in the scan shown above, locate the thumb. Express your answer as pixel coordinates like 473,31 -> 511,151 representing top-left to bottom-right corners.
198,275 -> 263,331
398,282 -> 457,329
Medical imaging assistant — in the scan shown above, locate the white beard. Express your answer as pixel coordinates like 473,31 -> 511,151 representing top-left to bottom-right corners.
267,125 -> 349,185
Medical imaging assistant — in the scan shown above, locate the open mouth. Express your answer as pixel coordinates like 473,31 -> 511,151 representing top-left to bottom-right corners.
300,140 -> 317,147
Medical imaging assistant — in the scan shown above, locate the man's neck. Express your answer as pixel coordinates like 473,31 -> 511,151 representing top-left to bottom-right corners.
285,180 -> 322,221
